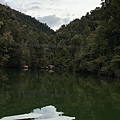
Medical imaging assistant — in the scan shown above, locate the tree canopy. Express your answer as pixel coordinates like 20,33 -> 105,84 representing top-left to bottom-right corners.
0,0 -> 120,77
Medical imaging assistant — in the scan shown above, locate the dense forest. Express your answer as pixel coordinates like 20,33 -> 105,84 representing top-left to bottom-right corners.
0,0 -> 120,77
0,3 -> 54,69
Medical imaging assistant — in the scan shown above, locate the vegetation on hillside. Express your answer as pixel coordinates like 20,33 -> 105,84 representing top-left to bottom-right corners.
0,4 -> 54,68
48,0 -> 120,77
0,0 -> 120,77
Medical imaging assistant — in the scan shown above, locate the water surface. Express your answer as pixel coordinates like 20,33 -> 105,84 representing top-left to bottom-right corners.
0,69 -> 120,120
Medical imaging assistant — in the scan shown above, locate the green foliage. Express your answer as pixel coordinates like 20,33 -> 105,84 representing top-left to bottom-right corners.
48,0 -> 120,77
0,0 -> 120,77
0,4 -> 54,68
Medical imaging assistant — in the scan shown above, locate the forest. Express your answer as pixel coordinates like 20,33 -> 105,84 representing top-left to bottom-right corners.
0,0 -> 120,77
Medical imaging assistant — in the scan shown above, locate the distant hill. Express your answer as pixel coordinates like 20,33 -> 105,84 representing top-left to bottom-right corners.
12,9 -> 54,34
0,4 -> 54,34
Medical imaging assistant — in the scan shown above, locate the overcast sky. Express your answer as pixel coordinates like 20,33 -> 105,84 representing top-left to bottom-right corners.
0,0 -> 101,30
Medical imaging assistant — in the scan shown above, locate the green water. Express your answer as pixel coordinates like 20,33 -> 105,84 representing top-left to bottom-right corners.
0,69 -> 120,120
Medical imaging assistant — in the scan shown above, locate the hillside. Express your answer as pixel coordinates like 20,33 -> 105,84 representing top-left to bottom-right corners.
12,9 -> 54,34
0,0 -> 120,77
48,0 -> 120,77
0,4 -> 54,68
0,4 -> 54,34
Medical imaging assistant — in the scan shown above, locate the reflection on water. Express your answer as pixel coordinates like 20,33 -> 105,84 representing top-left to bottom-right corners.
1,105 -> 75,120
0,69 -> 120,120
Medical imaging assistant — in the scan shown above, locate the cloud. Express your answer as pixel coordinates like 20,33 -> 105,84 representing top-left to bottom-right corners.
24,2 -> 42,8
0,0 -> 102,30
0,0 -> 6,5
29,2 -> 41,5
37,15 -> 70,30
27,6 -> 41,11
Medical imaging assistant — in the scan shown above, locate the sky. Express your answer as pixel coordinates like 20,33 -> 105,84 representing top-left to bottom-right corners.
0,0 -> 102,30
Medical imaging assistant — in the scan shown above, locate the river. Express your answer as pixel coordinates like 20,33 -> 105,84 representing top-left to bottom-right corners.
0,69 -> 120,120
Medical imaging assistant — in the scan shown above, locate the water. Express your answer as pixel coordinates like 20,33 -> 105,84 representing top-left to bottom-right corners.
1,105 -> 75,120
0,69 -> 120,120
